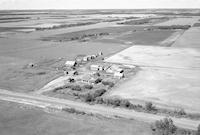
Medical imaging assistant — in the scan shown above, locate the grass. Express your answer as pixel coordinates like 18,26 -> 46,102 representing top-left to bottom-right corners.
0,101 -> 151,135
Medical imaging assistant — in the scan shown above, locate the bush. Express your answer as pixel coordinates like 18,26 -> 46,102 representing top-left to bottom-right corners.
62,108 -> 86,115
174,108 -> 186,116
94,78 -> 102,84
82,93 -> 95,102
145,102 -> 156,111
151,118 -> 177,135
83,84 -> 93,89
197,124 -> 200,135
71,85 -> 81,91
93,89 -> 106,97
157,25 -> 191,30
102,81 -> 115,87
103,98 -> 121,107
81,89 -> 106,102
120,99 -> 131,108
95,97 -> 104,104
68,78 -> 75,83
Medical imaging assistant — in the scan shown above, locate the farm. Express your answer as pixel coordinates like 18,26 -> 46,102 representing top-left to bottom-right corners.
0,9 -> 200,135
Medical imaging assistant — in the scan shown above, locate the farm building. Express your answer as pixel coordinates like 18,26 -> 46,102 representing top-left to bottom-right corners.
111,65 -> 124,73
114,72 -> 124,79
90,65 -> 99,71
83,56 -> 90,62
65,61 -> 77,67
106,65 -> 123,73
75,54 -> 86,63
90,64 -> 104,71
64,70 -> 78,76
64,71 -> 68,76
91,55 -> 97,59
81,75 -> 98,84
98,52 -> 103,56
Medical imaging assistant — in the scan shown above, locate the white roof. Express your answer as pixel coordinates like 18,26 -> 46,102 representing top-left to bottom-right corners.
114,72 -> 124,77
65,61 -> 76,66
91,64 -> 99,67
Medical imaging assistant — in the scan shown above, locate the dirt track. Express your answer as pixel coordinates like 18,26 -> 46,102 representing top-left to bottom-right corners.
0,89 -> 199,130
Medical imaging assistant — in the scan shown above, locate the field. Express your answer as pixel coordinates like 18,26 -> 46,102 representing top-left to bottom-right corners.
0,101 -> 151,135
0,9 -> 200,133
173,27 -> 200,48
0,11 -> 178,93
105,45 -> 200,113
155,17 -> 200,26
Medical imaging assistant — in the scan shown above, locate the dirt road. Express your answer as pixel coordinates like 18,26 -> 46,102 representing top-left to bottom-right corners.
0,89 -> 199,130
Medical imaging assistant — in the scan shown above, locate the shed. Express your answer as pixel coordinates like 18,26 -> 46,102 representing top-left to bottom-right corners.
90,65 -> 100,71
110,65 -> 124,73
98,52 -> 103,56
65,61 -> 77,67
75,55 -> 86,63
68,70 -> 78,76
83,56 -> 90,62
114,72 -> 124,79
91,55 -> 97,59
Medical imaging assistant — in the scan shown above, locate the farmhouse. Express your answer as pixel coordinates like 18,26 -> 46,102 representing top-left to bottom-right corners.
65,61 -> 77,67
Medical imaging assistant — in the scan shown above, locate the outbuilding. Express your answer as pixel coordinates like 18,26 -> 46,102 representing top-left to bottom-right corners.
90,65 -> 100,71
83,56 -> 90,62
114,72 -> 124,79
65,61 -> 77,67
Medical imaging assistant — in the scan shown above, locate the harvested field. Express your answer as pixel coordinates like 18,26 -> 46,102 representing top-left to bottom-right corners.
105,45 -> 200,69
173,27 -> 200,48
155,17 -> 200,26
105,45 -> 200,112
116,30 -> 175,45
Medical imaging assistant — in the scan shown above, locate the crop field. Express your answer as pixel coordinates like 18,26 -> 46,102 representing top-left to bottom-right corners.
173,27 -> 200,48
105,45 -> 200,112
155,17 -> 200,26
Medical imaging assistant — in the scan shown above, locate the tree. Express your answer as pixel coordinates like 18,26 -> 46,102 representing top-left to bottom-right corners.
151,118 -> 177,135
68,78 -> 75,83
145,102 -> 156,111
83,84 -> 93,89
197,124 -> 200,135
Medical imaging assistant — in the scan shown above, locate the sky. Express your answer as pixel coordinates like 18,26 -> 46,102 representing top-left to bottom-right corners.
0,0 -> 200,9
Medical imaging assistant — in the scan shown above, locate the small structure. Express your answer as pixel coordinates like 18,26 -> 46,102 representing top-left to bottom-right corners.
106,67 -> 114,73
114,72 -> 124,79
83,56 -> 90,62
64,71 -> 68,76
90,65 -> 100,71
98,66 -> 104,71
65,61 -> 77,67
68,70 -> 78,76
27,62 -> 36,68
91,55 -> 97,59
75,55 -> 86,63
111,65 -> 124,73
106,65 -> 123,73
98,52 -> 103,56
90,64 -> 104,71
